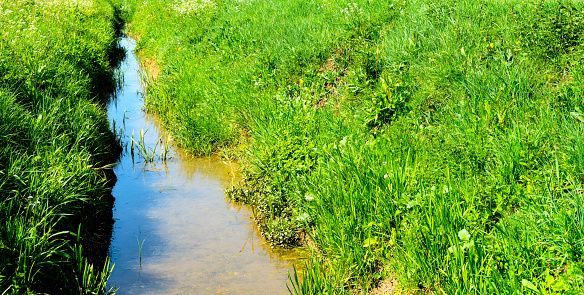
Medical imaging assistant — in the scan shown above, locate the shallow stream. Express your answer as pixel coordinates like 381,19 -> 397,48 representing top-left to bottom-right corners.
106,36 -> 298,294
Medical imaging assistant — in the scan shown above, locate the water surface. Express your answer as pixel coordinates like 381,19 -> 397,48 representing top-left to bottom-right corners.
106,36 -> 298,295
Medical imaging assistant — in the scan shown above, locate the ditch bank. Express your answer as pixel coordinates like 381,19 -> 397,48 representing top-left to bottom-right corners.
105,36 -> 300,294
0,1 -> 123,294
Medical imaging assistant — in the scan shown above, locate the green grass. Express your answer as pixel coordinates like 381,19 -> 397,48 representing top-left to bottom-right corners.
0,0 -> 122,293
122,0 -> 584,293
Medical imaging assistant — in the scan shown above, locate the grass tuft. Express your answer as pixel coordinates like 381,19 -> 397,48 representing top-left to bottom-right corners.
0,0 -> 122,293
122,0 -> 584,293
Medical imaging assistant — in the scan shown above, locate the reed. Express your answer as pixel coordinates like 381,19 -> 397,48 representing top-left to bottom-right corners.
131,129 -> 158,162
130,129 -> 171,162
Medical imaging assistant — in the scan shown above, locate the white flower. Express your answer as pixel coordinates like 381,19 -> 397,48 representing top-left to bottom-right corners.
442,185 -> 449,194
172,0 -> 216,16
296,212 -> 310,222
38,0 -> 96,11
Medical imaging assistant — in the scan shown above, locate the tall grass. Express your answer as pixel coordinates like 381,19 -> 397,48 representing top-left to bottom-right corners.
123,0 -> 584,293
0,0 -> 122,293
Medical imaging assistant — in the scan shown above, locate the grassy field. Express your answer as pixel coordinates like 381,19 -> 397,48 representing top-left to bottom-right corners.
122,0 -> 584,293
0,0 -> 122,293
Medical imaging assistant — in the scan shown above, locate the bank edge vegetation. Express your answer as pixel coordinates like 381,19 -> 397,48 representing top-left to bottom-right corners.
4,0 -> 584,294
122,0 -> 584,293
0,0 -> 122,294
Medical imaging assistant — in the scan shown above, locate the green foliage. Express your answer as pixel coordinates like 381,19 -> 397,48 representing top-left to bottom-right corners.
365,71 -> 410,128
124,0 -> 584,293
0,0 -> 121,293
522,0 -> 584,59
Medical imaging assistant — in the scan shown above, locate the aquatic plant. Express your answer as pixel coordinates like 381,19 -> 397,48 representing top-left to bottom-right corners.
131,129 -> 158,162
136,228 -> 147,268
130,129 -> 170,162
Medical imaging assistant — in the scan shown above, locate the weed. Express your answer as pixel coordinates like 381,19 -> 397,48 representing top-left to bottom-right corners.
522,0 -> 584,60
131,129 -> 158,162
130,129 -> 170,162
136,227 -> 147,268
122,0 -> 584,293
0,0 -> 122,293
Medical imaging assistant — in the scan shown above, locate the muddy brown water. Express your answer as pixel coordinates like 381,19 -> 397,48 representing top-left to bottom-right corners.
106,36 -> 299,294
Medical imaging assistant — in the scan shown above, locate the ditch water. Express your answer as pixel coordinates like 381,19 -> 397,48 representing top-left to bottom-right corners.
106,36 -> 299,294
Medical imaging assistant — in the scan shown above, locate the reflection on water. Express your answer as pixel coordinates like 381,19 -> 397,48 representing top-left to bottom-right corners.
106,36 -> 299,294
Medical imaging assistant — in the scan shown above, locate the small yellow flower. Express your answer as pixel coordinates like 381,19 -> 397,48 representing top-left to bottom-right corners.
489,42 -> 494,48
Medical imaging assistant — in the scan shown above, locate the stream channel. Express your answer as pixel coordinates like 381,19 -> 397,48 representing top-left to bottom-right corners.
106,36 -> 298,294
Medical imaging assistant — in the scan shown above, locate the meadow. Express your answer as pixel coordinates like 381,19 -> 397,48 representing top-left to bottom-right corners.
116,0 -> 584,293
0,0 -> 122,293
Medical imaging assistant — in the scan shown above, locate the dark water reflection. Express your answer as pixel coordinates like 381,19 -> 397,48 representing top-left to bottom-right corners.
106,37 -> 299,295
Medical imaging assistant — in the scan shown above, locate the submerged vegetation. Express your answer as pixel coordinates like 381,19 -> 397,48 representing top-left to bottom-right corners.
122,0 -> 584,293
0,0 -> 121,293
